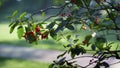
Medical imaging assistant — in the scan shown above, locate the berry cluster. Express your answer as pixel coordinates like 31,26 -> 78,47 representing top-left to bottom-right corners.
23,24 -> 49,43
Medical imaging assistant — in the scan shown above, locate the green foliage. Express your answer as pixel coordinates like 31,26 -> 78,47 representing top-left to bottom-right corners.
9,0 -> 120,67
19,12 -> 27,20
12,10 -> 18,17
9,22 -> 18,33
17,26 -> 24,39
0,57 -> 49,68
70,45 -> 86,58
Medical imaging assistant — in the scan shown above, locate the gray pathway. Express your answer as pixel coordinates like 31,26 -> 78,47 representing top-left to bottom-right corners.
0,44 -> 120,68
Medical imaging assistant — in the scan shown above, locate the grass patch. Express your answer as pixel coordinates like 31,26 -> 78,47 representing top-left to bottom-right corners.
0,23 -> 120,51
0,57 -> 49,68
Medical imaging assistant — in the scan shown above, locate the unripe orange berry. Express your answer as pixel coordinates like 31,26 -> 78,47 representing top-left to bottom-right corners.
82,25 -> 87,30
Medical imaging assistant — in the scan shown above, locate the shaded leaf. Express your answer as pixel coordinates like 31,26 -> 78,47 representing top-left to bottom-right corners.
57,57 -> 66,65
102,62 -> 110,67
85,35 -> 92,41
50,29 -> 57,40
66,35 -> 71,40
73,39 -> 79,43
67,44 -> 72,47
71,53 -> 75,59
91,44 -> 96,51
47,22 -> 55,29
55,20 -> 68,33
66,25 -> 74,30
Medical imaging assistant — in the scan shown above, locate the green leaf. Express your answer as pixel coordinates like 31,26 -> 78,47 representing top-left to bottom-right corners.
75,0 -> 84,7
50,29 -> 57,40
66,35 -> 71,40
20,12 -> 26,20
17,26 -> 24,39
71,53 -> 75,59
108,42 -> 114,46
41,11 -> 45,17
95,37 -> 106,50
73,39 -> 79,43
48,64 -> 55,68
104,18 -> 110,21
57,57 -> 66,65
10,22 -> 18,33
9,22 -> 14,27
102,62 -> 110,67
85,0 -> 91,5
12,10 -> 18,17
54,20 -> 68,33
85,35 -> 92,41
91,44 -> 96,51
66,25 -> 74,30
47,22 -> 55,29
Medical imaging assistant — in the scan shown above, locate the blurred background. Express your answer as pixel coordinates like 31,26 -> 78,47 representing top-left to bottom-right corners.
0,0 -> 65,68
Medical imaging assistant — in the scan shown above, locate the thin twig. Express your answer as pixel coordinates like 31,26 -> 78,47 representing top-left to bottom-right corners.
67,56 -> 94,61
41,3 -> 68,23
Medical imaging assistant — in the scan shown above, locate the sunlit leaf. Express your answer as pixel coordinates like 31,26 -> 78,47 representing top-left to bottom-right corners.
17,26 -> 24,39
12,10 -> 18,17
10,22 -> 18,33
41,11 -> 45,17
20,12 -> 26,20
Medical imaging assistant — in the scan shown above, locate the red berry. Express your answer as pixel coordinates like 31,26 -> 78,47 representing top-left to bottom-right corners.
82,25 -> 87,30
35,25 -> 40,32
61,13 -> 66,17
116,2 -> 120,11
70,0 -> 76,4
41,33 -> 48,39
28,31 -> 34,36
82,40 -> 87,45
95,16 -> 99,24
95,0 -> 101,4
